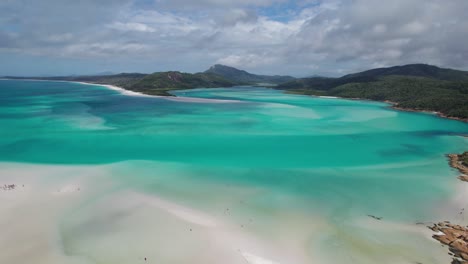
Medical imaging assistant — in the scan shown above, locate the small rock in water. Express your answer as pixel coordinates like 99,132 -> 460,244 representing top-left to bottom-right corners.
368,214 -> 383,220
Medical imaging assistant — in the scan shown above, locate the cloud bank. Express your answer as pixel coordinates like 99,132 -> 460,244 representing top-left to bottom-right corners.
0,0 -> 467,76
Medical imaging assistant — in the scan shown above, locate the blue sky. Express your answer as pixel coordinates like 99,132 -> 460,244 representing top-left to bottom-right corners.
0,0 -> 467,76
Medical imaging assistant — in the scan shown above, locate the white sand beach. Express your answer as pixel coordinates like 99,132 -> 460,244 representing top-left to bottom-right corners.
0,162 -> 320,264
90,83 -> 156,97
0,161 -> 459,264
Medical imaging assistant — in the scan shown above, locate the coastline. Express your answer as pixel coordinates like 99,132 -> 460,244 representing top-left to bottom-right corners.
339,97 -> 467,123
1,79 -> 248,104
447,153 -> 468,182
429,221 -> 468,264
314,91 -> 468,263
293,90 -> 468,123
429,222 -> 468,264
428,154 -> 468,264
390,103 -> 468,123
76,82 -> 159,98
0,78 -> 160,98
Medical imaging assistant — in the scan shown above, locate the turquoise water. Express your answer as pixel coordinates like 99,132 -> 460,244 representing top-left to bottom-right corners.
1,80 -> 467,263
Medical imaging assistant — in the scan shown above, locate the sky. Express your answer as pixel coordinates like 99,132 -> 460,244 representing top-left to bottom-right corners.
0,0 -> 467,77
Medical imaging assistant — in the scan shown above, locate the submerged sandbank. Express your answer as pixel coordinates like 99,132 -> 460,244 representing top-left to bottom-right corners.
0,162 -> 319,264
0,161 -> 459,264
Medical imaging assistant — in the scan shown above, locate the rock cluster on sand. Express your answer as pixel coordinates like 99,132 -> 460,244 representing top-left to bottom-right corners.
429,222 -> 468,264
429,153 -> 468,264
448,153 -> 468,182
1,184 -> 16,191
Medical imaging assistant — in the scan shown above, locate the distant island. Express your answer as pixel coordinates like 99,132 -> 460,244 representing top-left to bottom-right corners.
4,63 -> 468,121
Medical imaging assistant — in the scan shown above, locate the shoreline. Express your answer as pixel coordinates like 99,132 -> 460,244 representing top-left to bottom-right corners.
428,154 -> 468,264
3,78 -> 467,122
63,81 -> 248,104
390,103 -> 468,123
429,222 -> 468,264
0,78 -> 161,98
1,78 -> 245,103
76,82 -> 159,98
336,97 -> 467,123
447,153 -> 468,182
296,91 -> 468,123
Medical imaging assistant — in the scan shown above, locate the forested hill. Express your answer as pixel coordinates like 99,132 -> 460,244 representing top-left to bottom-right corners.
342,64 -> 468,81
277,64 -> 468,120
126,71 -> 236,95
205,64 -> 295,84
4,72 -> 237,96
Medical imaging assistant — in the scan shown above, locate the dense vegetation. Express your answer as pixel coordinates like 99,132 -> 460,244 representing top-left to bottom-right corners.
205,64 -> 295,84
278,64 -> 468,119
127,71 -> 236,95
342,64 -> 468,81
459,152 -> 468,167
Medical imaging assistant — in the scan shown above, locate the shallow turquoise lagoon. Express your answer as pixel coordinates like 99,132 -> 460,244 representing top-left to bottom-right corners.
0,80 -> 467,263
1,80 -> 467,218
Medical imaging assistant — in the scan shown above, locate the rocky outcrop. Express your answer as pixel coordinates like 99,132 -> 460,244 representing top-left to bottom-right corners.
448,153 -> 468,182
459,175 -> 468,182
429,222 -> 468,264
